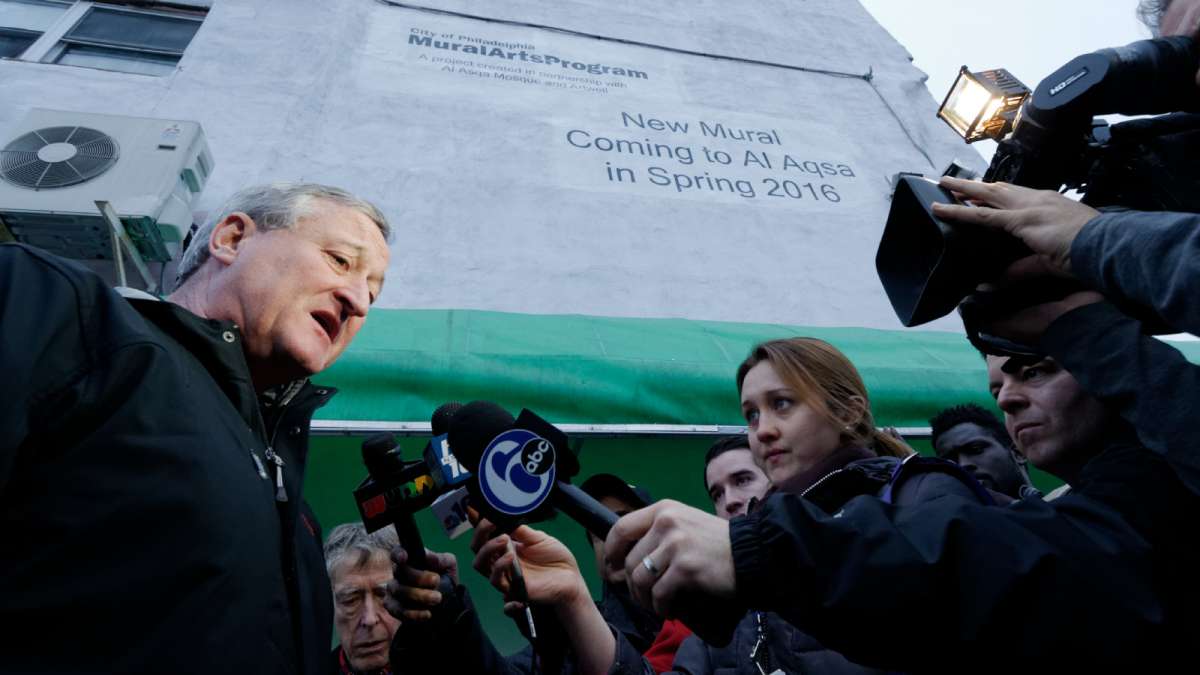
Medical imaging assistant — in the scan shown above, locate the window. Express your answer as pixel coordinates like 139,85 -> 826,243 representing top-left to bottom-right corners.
48,4 -> 203,75
0,0 -> 69,57
0,1 -> 205,75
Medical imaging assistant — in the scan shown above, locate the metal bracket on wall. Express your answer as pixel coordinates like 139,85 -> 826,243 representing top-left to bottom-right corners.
96,200 -> 156,292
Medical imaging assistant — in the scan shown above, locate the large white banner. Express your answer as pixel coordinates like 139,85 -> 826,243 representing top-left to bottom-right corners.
333,3 -> 978,330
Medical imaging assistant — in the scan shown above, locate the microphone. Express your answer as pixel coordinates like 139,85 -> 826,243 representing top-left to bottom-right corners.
357,433 -> 435,569
423,402 -> 470,490
448,401 -> 742,646
354,402 -> 470,569
447,401 -> 618,537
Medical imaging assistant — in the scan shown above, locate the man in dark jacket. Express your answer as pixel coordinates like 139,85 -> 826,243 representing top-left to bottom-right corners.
0,183 -> 392,674
935,176 -> 1200,495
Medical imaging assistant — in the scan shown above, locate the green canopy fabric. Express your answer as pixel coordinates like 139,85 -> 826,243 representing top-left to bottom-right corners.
316,307 -> 1143,428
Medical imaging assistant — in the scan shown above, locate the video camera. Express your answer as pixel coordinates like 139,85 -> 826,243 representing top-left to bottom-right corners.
877,36 -> 1200,344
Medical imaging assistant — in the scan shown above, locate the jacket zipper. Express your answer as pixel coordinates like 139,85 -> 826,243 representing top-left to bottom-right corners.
259,381 -> 314,504
801,467 -> 846,498
261,396 -> 294,503
248,448 -> 269,480
264,445 -> 288,503
253,391 -> 295,504
749,611 -> 772,675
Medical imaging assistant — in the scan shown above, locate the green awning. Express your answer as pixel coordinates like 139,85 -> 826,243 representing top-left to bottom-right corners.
316,307 -> 1115,429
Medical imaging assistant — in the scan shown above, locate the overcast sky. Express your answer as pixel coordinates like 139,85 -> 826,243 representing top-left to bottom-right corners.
859,0 -> 1152,159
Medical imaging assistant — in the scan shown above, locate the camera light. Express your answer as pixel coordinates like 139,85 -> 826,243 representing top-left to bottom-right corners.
938,67 -> 1031,143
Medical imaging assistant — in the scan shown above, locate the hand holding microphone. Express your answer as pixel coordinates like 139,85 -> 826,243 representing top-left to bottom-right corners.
603,500 -> 739,626
384,546 -> 459,623
471,517 -> 591,612
355,402 -> 469,628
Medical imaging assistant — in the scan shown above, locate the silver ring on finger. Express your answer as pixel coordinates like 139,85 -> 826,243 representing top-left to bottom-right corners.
641,555 -> 662,578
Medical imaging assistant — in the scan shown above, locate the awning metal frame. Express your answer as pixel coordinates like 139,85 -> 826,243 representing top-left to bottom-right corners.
311,419 -> 933,440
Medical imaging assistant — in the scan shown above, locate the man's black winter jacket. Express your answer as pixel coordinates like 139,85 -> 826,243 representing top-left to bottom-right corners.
0,244 -> 334,674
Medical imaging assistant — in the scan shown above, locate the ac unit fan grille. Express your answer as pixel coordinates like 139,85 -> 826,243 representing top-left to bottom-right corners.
1,126 -> 120,189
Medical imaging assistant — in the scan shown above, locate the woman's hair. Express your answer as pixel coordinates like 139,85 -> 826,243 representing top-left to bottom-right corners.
735,337 -> 912,459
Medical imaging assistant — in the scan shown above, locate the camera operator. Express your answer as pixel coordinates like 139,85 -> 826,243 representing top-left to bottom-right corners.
932,171 -> 1200,498
912,1 -> 1200,498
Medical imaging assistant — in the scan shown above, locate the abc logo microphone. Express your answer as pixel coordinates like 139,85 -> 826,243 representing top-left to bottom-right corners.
448,401 -> 617,537
478,428 -> 556,515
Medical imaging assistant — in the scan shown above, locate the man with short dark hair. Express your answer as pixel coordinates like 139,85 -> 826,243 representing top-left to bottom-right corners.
930,403 -> 1032,500
0,182 -> 392,674
702,435 -> 772,520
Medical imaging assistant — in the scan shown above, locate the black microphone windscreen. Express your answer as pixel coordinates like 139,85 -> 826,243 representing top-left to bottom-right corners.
361,432 -> 398,462
447,401 -> 514,472
430,402 -> 464,436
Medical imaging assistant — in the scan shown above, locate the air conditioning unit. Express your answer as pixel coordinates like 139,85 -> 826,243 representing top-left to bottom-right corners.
0,108 -> 214,264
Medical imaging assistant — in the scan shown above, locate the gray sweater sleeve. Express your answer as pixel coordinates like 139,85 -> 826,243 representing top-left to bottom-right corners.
1071,209 -> 1200,334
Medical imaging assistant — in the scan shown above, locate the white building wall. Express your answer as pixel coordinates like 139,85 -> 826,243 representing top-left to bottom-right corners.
0,0 -> 983,330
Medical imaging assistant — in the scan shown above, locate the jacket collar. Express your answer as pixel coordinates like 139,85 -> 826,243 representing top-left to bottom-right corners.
125,297 -> 331,433
127,298 -> 263,424
792,445 -> 878,494
798,447 -> 901,512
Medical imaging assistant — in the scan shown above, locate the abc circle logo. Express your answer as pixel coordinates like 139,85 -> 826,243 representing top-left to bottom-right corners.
479,429 -> 557,516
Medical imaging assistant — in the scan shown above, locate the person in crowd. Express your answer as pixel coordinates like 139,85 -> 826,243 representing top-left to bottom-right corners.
930,403 -> 1034,500
474,337 -> 995,675
0,183 -> 392,674
326,524 -> 402,675
931,0 -> 1200,492
702,435 -> 772,520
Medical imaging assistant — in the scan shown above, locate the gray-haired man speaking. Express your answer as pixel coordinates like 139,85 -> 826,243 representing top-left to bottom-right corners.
0,183 -> 391,675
